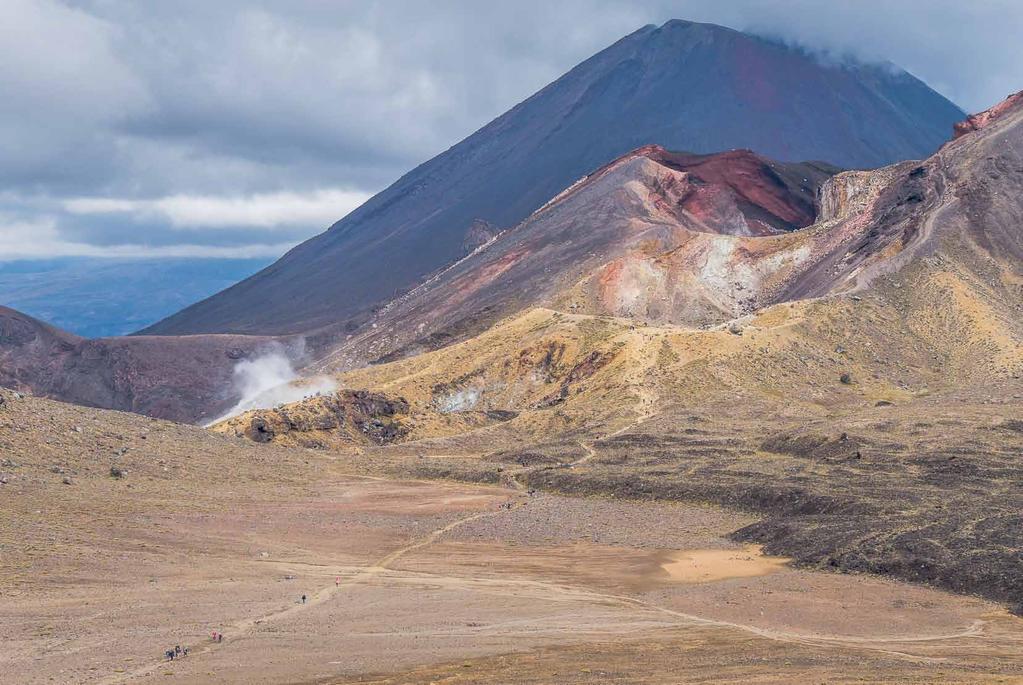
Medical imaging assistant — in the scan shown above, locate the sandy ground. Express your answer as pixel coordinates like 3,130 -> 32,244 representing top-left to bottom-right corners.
4,475 -> 1023,685
5,389 -> 1023,683
659,545 -> 790,583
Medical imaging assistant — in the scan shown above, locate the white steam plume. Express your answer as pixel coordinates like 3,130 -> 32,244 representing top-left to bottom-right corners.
207,343 -> 338,425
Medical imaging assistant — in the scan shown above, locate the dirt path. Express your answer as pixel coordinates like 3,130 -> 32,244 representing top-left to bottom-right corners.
97,500 -> 521,684
572,377 -> 659,468
349,559 -> 992,652
366,560 -> 991,661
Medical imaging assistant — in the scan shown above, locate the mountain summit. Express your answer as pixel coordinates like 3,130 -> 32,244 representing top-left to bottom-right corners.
143,19 -> 964,337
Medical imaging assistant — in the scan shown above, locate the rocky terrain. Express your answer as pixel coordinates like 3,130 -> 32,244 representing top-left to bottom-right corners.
318,85 -> 1017,374
213,389 -> 413,448
312,146 -> 841,370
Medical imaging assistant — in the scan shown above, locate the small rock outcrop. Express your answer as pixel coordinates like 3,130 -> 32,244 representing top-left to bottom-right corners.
215,390 -> 411,448
953,90 -> 1023,139
461,219 -> 500,255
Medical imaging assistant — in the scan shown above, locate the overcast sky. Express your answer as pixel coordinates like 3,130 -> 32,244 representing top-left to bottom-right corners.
1,0 -> 1020,260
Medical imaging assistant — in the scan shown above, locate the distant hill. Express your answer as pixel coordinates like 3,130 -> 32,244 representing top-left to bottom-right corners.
0,304 -> 276,423
0,258 -> 270,338
144,19 -> 964,337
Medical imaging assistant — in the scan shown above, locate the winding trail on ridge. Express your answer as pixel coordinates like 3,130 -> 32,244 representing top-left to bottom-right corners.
502,370 -> 662,491
571,380 -> 660,469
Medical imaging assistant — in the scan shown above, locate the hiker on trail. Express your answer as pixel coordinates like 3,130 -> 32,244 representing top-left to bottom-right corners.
166,649 -> 175,661
183,647 -> 189,657
335,576 -> 340,587
218,633 -> 223,643
301,594 -> 307,604
175,645 -> 181,656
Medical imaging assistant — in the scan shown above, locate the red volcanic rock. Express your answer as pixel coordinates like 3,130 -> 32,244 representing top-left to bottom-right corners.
320,85 -> 1023,373
953,91 -> 1023,139
554,145 -> 835,236
647,148 -> 835,234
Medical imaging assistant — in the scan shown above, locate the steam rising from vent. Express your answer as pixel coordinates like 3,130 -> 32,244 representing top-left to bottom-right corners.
207,342 -> 338,425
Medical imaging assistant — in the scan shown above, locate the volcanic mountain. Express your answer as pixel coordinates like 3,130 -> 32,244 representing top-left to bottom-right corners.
144,19 -> 964,337
311,89 -> 1023,382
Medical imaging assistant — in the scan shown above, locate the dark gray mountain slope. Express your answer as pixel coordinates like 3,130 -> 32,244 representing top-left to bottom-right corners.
144,19 -> 964,336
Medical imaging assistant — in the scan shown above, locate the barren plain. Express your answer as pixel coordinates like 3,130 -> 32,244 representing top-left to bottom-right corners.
4,390 -> 1023,684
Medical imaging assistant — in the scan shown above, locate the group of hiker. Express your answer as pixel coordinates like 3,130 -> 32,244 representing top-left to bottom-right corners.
164,631 -> 224,660
164,645 -> 188,660
162,587 -> 325,661
157,576 -> 356,661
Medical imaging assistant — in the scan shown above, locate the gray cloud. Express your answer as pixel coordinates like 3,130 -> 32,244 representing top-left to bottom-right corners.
1,0 -> 1019,260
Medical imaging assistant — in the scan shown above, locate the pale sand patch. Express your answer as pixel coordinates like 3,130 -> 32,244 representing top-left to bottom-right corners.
660,544 -> 790,583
